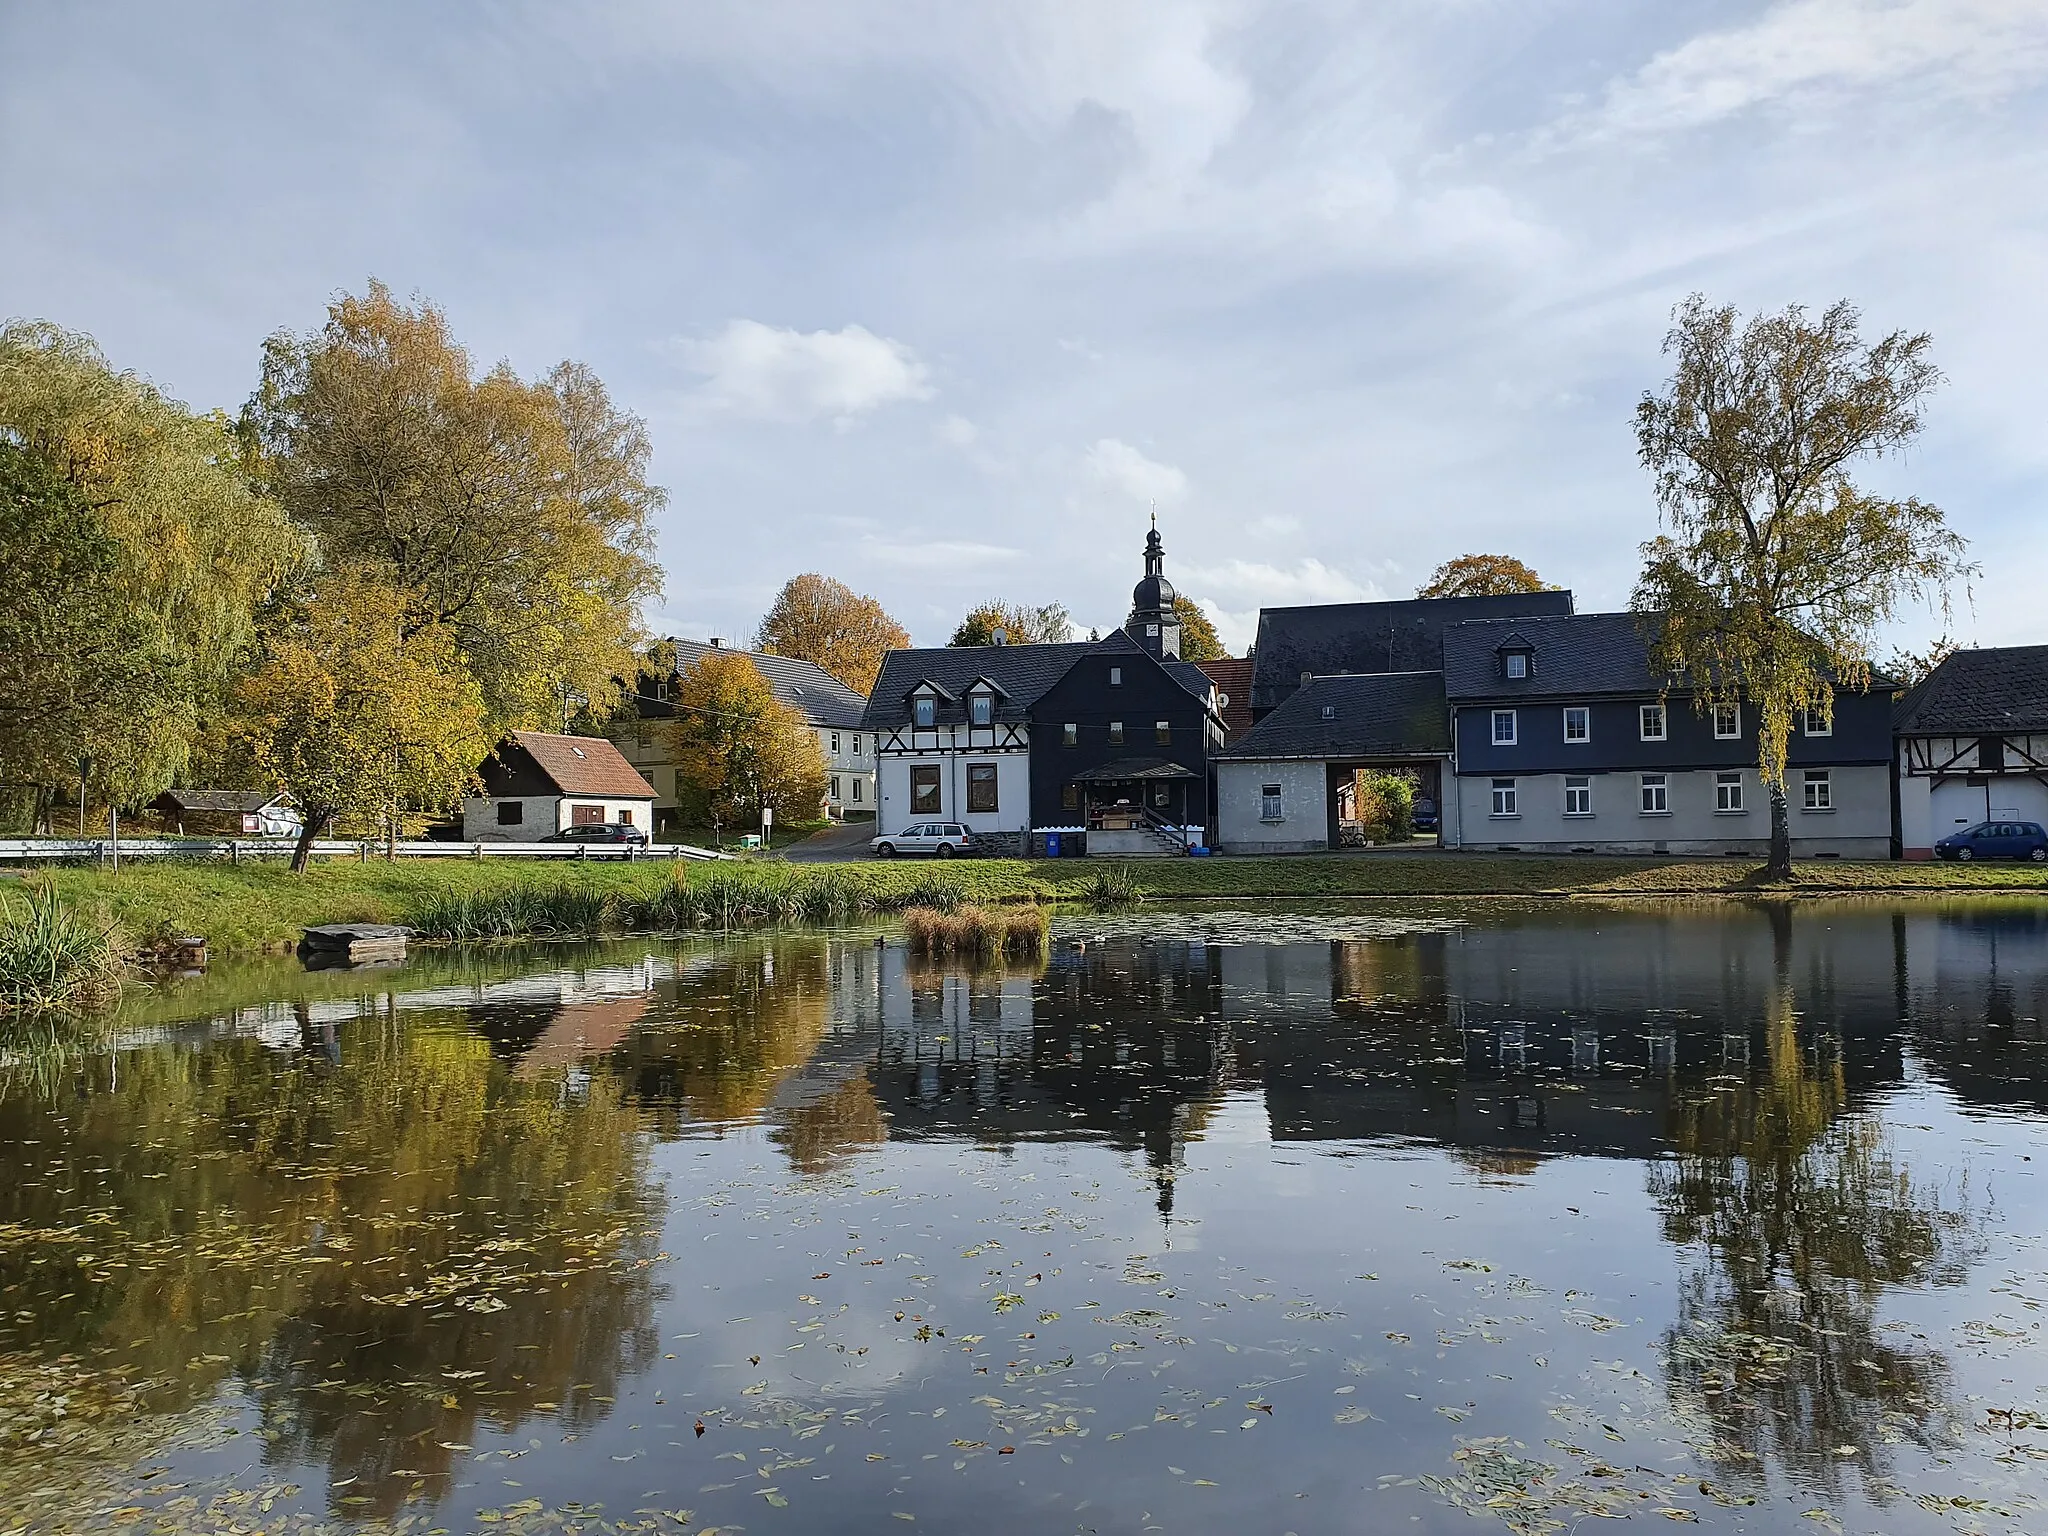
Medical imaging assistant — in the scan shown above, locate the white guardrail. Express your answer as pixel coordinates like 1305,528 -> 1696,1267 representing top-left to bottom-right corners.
0,837 -> 737,864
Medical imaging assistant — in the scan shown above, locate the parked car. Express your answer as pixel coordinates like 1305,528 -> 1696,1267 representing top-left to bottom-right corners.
1935,821 -> 2048,862
871,822 -> 974,858
1411,797 -> 1439,833
541,823 -> 650,848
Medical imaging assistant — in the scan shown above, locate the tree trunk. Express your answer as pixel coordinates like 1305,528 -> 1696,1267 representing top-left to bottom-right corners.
1767,782 -> 1793,881
290,810 -> 333,875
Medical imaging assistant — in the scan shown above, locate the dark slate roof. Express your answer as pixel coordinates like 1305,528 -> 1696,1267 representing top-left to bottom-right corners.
651,639 -> 869,729
861,642 -> 1096,728
1070,757 -> 1199,781
1218,672 -> 1452,761
1250,591 -> 1574,711
1442,612 -> 1663,701
151,789 -> 291,814
1894,645 -> 2048,735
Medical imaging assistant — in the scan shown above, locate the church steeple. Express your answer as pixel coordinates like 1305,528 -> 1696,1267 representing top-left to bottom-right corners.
1125,511 -> 1181,659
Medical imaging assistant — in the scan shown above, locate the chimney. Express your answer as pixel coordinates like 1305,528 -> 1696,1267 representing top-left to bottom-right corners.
1300,670 -> 1313,689
708,637 -> 723,648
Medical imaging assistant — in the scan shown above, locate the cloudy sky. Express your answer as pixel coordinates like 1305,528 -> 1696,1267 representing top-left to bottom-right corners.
5,1 -> 2045,653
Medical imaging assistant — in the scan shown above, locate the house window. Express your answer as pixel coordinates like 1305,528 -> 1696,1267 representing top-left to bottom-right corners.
572,803 -> 605,825
1712,703 -> 1741,739
1563,706 -> 1589,743
1155,721 -> 1171,745
1063,723 -> 1078,747
852,778 -> 863,802
1152,784 -> 1170,808
1800,705 -> 1831,736
1063,784 -> 1080,810
1109,666 -> 1122,686
1564,777 -> 1591,816
1260,784 -> 1284,821
497,801 -> 522,825
1109,721 -> 1124,745
1492,710 -> 1517,745
851,735 -> 860,756
913,696 -> 936,728
1803,770 -> 1832,810
967,763 -> 998,813
1716,771 -> 1744,812
618,808 -> 633,826
1505,653 -> 1528,679
831,732 -> 841,754
830,776 -> 842,801
1640,773 -> 1669,814
969,695 -> 993,726
911,765 -> 942,815
1640,703 -> 1667,740
1491,779 -> 1518,817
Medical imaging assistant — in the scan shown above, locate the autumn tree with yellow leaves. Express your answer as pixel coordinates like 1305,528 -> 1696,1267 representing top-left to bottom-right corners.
669,649 -> 827,832
755,573 -> 909,693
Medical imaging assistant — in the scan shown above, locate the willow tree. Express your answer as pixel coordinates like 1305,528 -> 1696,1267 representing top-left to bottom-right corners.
243,282 -> 664,731
0,320 -> 307,814
1632,296 -> 1972,878
755,572 -> 909,692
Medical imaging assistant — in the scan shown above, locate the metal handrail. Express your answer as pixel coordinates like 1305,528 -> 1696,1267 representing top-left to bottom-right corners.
0,837 -> 735,864
1139,808 -> 1191,852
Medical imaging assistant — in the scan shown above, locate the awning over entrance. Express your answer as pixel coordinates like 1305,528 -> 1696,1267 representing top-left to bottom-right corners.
1069,758 -> 1197,782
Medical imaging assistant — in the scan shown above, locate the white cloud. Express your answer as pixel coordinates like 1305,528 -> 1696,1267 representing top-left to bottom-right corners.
938,414 -> 979,446
1084,437 -> 1188,505
856,536 -> 1020,572
1577,0 -> 2048,140
681,319 -> 932,422
1181,557 -> 1382,608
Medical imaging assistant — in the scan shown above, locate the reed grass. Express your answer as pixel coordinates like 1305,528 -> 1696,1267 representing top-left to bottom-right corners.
1076,863 -> 1146,911
408,883 -> 620,941
0,884 -> 123,1013
901,903 -> 1050,960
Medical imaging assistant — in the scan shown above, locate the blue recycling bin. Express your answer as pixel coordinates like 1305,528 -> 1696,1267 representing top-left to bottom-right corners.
1044,833 -> 1062,859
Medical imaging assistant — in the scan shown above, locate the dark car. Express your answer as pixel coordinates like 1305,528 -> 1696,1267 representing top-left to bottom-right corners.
542,822 -> 650,848
1936,820 -> 2048,862
1411,797 -> 1439,833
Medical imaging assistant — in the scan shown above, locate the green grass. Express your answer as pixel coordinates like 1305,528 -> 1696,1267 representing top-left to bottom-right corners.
16,849 -> 2047,952
0,884 -> 123,1013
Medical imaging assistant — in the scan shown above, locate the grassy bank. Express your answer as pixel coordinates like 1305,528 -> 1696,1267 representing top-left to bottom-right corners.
14,850 -> 2048,951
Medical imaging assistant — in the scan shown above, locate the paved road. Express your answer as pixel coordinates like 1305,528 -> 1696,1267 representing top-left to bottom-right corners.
780,822 -> 878,862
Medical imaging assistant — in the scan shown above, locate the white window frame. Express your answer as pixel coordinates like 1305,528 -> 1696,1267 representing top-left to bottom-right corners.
852,735 -> 861,756
1639,773 -> 1669,814
1712,703 -> 1741,739
1492,709 -> 1518,746
1260,784 -> 1284,822
1563,706 -> 1589,743
831,731 -> 841,754
1490,778 -> 1518,818
1639,703 -> 1667,741
1802,769 -> 1833,810
1505,653 -> 1528,680
1800,704 -> 1832,737
1563,776 -> 1592,817
830,775 -> 842,801
1715,771 -> 1744,813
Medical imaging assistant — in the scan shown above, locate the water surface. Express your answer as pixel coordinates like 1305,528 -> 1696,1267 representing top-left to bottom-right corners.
5,899 -> 2047,1535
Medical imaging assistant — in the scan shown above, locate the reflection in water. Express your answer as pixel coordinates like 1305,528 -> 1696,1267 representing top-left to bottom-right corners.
3,900 -> 2046,1534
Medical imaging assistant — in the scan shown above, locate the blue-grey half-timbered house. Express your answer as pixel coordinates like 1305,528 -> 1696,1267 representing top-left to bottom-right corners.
1440,612 -> 1893,856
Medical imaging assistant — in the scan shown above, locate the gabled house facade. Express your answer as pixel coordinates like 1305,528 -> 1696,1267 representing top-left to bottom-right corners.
1440,613 -> 1892,857
616,638 -> 874,828
862,527 -> 1225,855
463,730 -> 657,840
1894,644 -> 2048,857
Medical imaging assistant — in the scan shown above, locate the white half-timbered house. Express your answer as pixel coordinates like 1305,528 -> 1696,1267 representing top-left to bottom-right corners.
1895,645 -> 2048,857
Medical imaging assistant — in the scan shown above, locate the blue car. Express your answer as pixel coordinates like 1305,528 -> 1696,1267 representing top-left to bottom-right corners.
1936,820 -> 2048,862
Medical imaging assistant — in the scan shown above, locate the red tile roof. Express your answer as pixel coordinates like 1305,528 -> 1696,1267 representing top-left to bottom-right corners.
507,731 -> 657,799
1196,657 -> 1255,741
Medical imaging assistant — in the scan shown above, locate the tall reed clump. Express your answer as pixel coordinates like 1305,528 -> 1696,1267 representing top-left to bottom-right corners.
0,884 -> 123,1014
1076,863 -> 1146,911
409,883 -> 619,941
627,865 -> 958,932
902,903 -> 1049,960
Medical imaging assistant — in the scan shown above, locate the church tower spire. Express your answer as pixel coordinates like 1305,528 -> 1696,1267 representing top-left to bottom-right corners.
1124,513 -> 1181,660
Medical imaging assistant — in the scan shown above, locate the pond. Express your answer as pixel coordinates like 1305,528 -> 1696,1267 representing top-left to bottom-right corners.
5,899 -> 2048,1536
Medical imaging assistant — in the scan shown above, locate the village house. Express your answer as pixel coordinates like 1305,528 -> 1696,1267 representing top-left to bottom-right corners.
147,789 -> 301,837
1439,612 -> 1893,857
615,637 -> 874,832
462,730 -> 656,840
862,525 -> 1225,854
1894,644 -> 2048,857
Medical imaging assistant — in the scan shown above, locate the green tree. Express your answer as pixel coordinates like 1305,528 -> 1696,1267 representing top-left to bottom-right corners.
1171,595 -> 1227,660
1416,553 -> 1553,598
234,570 -> 490,871
0,320 -> 307,813
670,648 -> 827,830
949,600 -> 1073,647
1632,295 -> 1973,878
755,572 -> 909,692
243,282 -> 664,731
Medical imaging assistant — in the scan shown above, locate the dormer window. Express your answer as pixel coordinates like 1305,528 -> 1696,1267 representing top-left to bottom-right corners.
1506,654 -> 1527,679
969,694 -> 992,726
913,696 -> 936,728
